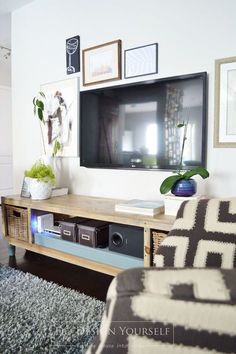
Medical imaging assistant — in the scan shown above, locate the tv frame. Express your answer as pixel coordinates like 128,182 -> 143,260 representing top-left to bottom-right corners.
80,72 -> 208,171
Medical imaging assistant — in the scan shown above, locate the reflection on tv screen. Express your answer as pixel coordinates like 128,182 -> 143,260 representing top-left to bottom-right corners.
80,73 -> 207,170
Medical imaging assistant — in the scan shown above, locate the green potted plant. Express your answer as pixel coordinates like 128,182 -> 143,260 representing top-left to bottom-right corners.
25,161 -> 56,200
33,92 -> 62,157
160,121 -> 209,196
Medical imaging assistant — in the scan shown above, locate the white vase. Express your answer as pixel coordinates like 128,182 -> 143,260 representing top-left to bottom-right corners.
29,179 -> 52,200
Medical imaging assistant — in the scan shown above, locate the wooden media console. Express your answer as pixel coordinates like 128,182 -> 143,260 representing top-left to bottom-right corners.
1,194 -> 174,276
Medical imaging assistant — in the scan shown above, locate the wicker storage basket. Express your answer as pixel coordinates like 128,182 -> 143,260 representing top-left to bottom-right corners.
6,205 -> 28,241
152,230 -> 167,264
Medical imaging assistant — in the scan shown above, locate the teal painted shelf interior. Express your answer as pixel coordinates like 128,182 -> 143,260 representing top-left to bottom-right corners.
34,233 -> 144,270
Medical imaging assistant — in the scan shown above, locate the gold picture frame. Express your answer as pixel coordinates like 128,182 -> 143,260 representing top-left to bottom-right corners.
214,56 -> 236,147
82,40 -> 122,86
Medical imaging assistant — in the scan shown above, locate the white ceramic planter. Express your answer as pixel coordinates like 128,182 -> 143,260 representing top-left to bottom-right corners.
29,179 -> 52,200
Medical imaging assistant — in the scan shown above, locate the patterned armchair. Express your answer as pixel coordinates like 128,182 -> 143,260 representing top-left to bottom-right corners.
85,199 -> 236,354
154,198 -> 236,268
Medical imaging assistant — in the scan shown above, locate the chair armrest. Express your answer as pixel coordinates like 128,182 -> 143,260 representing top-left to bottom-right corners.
85,268 -> 236,354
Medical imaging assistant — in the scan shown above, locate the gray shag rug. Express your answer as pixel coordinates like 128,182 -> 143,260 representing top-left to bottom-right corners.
0,266 -> 105,354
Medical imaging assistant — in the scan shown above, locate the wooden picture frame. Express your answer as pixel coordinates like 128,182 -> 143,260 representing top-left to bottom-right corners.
82,40 -> 121,86
124,43 -> 158,79
214,56 -> 236,147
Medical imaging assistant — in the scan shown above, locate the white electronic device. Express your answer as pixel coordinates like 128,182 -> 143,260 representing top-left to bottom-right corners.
44,226 -> 61,235
37,214 -> 54,233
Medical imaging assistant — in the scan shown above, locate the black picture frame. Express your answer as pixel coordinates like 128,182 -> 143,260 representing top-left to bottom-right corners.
124,43 -> 158,79
66,35 -> 80,75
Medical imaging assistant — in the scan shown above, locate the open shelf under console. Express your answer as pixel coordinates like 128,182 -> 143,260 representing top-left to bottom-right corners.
34,233 -> 144,269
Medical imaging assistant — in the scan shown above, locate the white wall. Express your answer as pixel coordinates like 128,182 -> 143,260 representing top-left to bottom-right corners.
11,0 -> 236,199
0,57 -> 11,87
0,85 -> 13,196
0,13 -> 12,196
0,13 -> 11,87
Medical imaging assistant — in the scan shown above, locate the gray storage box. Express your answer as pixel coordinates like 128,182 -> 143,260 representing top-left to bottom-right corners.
60,217 -> 89,242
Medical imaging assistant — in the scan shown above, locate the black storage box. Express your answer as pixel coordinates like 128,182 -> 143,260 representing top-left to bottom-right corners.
77,220 -> 109,248
59,217 -> 89,242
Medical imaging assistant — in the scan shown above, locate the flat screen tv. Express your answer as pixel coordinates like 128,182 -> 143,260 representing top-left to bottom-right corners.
80,72 -> 207,170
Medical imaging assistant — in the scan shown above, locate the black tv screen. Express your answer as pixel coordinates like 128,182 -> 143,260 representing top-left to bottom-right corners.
80,72 -> 207,170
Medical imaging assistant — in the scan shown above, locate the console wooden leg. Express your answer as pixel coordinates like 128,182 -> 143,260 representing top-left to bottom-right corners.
8,244 -> 16,256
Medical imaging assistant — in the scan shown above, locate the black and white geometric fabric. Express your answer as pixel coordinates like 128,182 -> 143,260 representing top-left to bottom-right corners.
85,268 -> 236,354
154,198 -> 236,268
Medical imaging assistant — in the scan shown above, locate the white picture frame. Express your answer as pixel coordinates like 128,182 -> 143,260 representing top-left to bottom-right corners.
124,43 -> 158,79
214,56 -> 236,147
40,78 -> 79,157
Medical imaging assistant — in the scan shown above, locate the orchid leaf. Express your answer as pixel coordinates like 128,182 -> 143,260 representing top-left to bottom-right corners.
183,167 -> 209,179
160,175 -> 183,194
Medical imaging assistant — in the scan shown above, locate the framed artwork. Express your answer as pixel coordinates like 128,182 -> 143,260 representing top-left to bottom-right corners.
20,177 -> 31,198
40,78 -> 79,157
82,40 -> 121,86
124,43 -> 158,79
66,35 -> 80,75
214,56 -> 236,147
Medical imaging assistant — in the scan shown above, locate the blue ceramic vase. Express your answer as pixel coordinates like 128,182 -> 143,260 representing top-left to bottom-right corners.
171,179 -> 196,197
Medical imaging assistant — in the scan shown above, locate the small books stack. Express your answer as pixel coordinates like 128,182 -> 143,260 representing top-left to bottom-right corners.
115,200 -> 164,216
51,187 -> 69,197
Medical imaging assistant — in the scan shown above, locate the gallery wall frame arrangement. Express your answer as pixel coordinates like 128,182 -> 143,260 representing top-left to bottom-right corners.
66,35 -> 80,75
124,43 -> 158,79
40,78 -> 79,157
82,39 -> 122,86
214,56 -> 236,148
